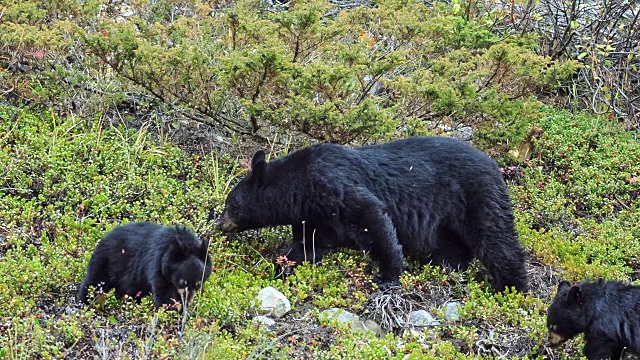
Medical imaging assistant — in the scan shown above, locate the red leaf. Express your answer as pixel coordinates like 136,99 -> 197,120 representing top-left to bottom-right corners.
34,49 -> 45,60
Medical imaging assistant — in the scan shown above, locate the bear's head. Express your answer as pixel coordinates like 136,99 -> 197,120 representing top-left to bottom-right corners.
216,150 -> 268,233
162,226 -> 212,305
546,280 -> 589,347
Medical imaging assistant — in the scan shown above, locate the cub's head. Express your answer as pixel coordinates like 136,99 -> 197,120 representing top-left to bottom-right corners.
163,226 -> 213,305
546,280 -> 588,346
216,150 -> 268,233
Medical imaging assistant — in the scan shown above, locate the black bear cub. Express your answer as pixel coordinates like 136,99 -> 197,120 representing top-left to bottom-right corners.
78,222 -> 212,309
216,136 -> 528,292
547,279 -> 640,360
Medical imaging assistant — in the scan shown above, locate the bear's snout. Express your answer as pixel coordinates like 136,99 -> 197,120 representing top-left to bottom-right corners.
215,212 -> 239,233
547,331 -> 566,347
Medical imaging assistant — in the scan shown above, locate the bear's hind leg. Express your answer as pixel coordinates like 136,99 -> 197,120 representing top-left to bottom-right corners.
463,199 -> 528,292
78,255 -> 113,305
430,227 -> 473,271
466,224 -> 528,292
474,237 -> 528,292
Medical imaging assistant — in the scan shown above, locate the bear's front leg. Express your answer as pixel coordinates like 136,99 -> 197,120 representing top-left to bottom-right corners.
348,196 -> 403,290
151,282 -> 181,310
583,334 -> 624,360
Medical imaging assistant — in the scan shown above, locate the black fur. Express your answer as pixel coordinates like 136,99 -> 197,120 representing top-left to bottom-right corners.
78,222 -> 212,308
216,136 -> 528,291
547,279 -> 640,360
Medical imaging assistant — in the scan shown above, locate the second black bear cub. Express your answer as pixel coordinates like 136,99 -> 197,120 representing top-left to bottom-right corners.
78,222 -> 212,308
547,279 -> 640,360
216,136 -> 528,292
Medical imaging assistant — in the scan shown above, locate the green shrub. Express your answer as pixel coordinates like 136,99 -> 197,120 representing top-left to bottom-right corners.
513,108 -> 640,279
1,0 -> 577,149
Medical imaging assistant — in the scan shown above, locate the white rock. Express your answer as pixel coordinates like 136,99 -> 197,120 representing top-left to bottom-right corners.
454,125 -> 474,142
408,309 -> 440,327
121,5 -> 135,18
257,286 -> 291,318
320,308 -> 387,337
321,308 -> 360,323
444,302 -> 461,321
252,315 -> 276,330
362,319 -> 387,337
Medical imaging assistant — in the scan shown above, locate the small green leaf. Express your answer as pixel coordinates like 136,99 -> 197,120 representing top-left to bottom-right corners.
109,315 -> 118,325
577,52 -> 587,60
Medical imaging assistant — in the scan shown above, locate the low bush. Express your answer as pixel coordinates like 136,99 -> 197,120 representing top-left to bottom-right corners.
1,0 -> 578,149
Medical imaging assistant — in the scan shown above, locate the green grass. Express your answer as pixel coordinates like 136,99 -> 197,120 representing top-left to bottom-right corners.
512,109 -> 640,280
1,104 -> 639,359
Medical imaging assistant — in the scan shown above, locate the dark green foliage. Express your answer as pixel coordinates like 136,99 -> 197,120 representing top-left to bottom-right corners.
513,108 -> 640,279
1,0 -> 577,148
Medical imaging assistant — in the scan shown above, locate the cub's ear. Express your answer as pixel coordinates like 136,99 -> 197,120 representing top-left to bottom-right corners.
249,150 -> 267,184
567,285 -> 583,305
169,226 -> 190,253
557,280 -> 571,292
173,234 -> 186,248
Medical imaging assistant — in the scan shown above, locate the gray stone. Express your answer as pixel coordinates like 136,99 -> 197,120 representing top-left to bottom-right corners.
252,315 -> 276,330
361,319 -> 388,337
453,125 -> 474,142
257,286 -> 291,318
320,308 -> 360,323
121,5 -> 135,17
444,302 -> 461,321
320,308 -> 387,337
408,309 -> 440,327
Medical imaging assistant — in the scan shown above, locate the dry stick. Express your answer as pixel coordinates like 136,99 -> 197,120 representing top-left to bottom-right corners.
302,220 -> 307,263
180,289 -> 189,335
312,228 -> 317,265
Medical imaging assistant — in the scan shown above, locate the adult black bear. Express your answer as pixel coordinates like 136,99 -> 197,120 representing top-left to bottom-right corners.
547,279 -> 640,360
216,136 -> 528,292
78,222 -> 212,308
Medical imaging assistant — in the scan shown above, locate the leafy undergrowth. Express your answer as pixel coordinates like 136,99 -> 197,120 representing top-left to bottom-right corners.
511,110 -> 640,282
1,104 -> 639,359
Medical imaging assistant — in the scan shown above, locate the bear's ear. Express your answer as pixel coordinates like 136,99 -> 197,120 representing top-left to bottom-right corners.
173,233 -> 186,248
249,150 -> 267,184
557,280 -> 571,292
169,226 -> 189,254
567,285 -> 583,305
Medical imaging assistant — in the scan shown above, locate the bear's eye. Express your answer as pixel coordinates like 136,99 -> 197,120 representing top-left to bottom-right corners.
549,324 -> 559,332
179,279 -> 187,287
